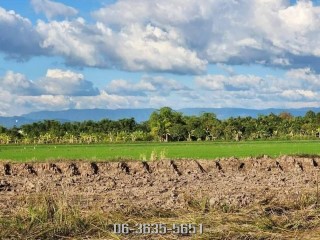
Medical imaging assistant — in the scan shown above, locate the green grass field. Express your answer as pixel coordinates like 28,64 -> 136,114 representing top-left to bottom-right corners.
0,140 -> 320,162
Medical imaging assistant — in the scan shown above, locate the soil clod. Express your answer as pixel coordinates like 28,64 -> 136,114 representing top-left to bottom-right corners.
195,160 -> 206,173
238,162 -> 245,170
91,163 -> 99,175
296,162 -> 304,171
312,159 -> 318,167
120,162 -> 130,174
170,161 -> 182,176
215,161 -> 223,171
69,163 -> 80,176
49,163 -> 62,174
0,180 -> 11,191
276,161 -> 283,171
142,161 -> 151,173
24,164 -> 37,175
4,164 -> 11,175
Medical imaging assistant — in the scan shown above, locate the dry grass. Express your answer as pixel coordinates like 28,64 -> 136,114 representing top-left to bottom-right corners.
1,192 -> 320,240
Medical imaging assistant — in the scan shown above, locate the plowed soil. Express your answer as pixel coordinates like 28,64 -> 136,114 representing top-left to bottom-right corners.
0,156 -> 319,214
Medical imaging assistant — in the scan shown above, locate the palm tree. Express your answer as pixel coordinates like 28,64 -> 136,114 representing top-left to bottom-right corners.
0,134 -> 11,144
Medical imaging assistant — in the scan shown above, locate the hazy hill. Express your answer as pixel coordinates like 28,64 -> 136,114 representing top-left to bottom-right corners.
22,108 -> 155,122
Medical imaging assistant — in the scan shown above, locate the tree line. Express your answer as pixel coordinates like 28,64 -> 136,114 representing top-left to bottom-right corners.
0,107 -> 320,144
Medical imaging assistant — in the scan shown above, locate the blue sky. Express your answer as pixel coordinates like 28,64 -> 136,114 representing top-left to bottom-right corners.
0,0 -> 320,116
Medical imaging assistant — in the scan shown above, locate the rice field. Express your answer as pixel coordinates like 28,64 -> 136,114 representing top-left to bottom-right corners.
0,140 -> 319,162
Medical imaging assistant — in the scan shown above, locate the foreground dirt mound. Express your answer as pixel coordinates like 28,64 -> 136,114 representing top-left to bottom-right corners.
0,156 -> 319,213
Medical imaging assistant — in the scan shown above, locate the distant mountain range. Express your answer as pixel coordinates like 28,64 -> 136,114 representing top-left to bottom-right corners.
0,107 -> 319,128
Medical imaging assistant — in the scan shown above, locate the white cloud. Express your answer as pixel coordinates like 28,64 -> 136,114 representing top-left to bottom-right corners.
0,7 -> 43,59
191,90 -> 320,109
36,18 -> 101,67
3,1 -> 320,73
193,67 -> 320,106
0,69 -> 98,97
16,95 -> 74,112
92,0 -> 320,70
281,89 -> 317,101
0,89 -> 15,116
73,91 -> 142,109
107,79 -> 151,96
36,19 -> 206,73
0,70 -> 144,116
4,0 -> 320,115
0,71 -> 40,95
1,68 -> 320,116
271,58 -> 291,66
0,87 -> 75,116
286,67 -> 320,89
112,24 -> 207,74
107,76 -> 189,96
39,69 -> 99,96
216,63 -> 235,75
31,0 -> 78,19
196,74 -> 264,91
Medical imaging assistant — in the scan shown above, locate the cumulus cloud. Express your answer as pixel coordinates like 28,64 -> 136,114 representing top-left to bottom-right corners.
38,69 -> 99,96
106,76 -> 189,96
193,65 -> 320,107
195,66 -> 320,102
0,88 -> 16,116
1,67 -> 320,116
0,85 -> 76,116
31,0 -> 78,19
196,74 -> 264,91
36,18 -> 101,67
0,71 -> 41,95
92,0 -> 320,70
216,63 -> 235,75
280,89 -> 318,101
36,19 -> 206,73
16,95 -> 75,112
0,70 -> 147,116
0,89 -> 146,116
189,90 -> 320,109
72,90 -> 145,109
3,0 -> 320,73
3,0 -> 320,115
286,67 -> 320,89
107,79 -> 150,96
0,7 -> 43,60
0,69 -> 99,97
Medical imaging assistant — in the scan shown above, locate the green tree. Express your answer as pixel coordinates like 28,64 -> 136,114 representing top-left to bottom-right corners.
169,124 -> 188,141
149,107 -> 184,142
199,112 -> 218,140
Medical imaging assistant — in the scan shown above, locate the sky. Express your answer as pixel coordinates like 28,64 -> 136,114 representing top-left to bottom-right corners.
0,0 -> 320,116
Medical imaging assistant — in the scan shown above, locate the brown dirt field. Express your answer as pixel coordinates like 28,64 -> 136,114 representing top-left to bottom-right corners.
1,156 -> 319,211
1,156 -> 320,239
